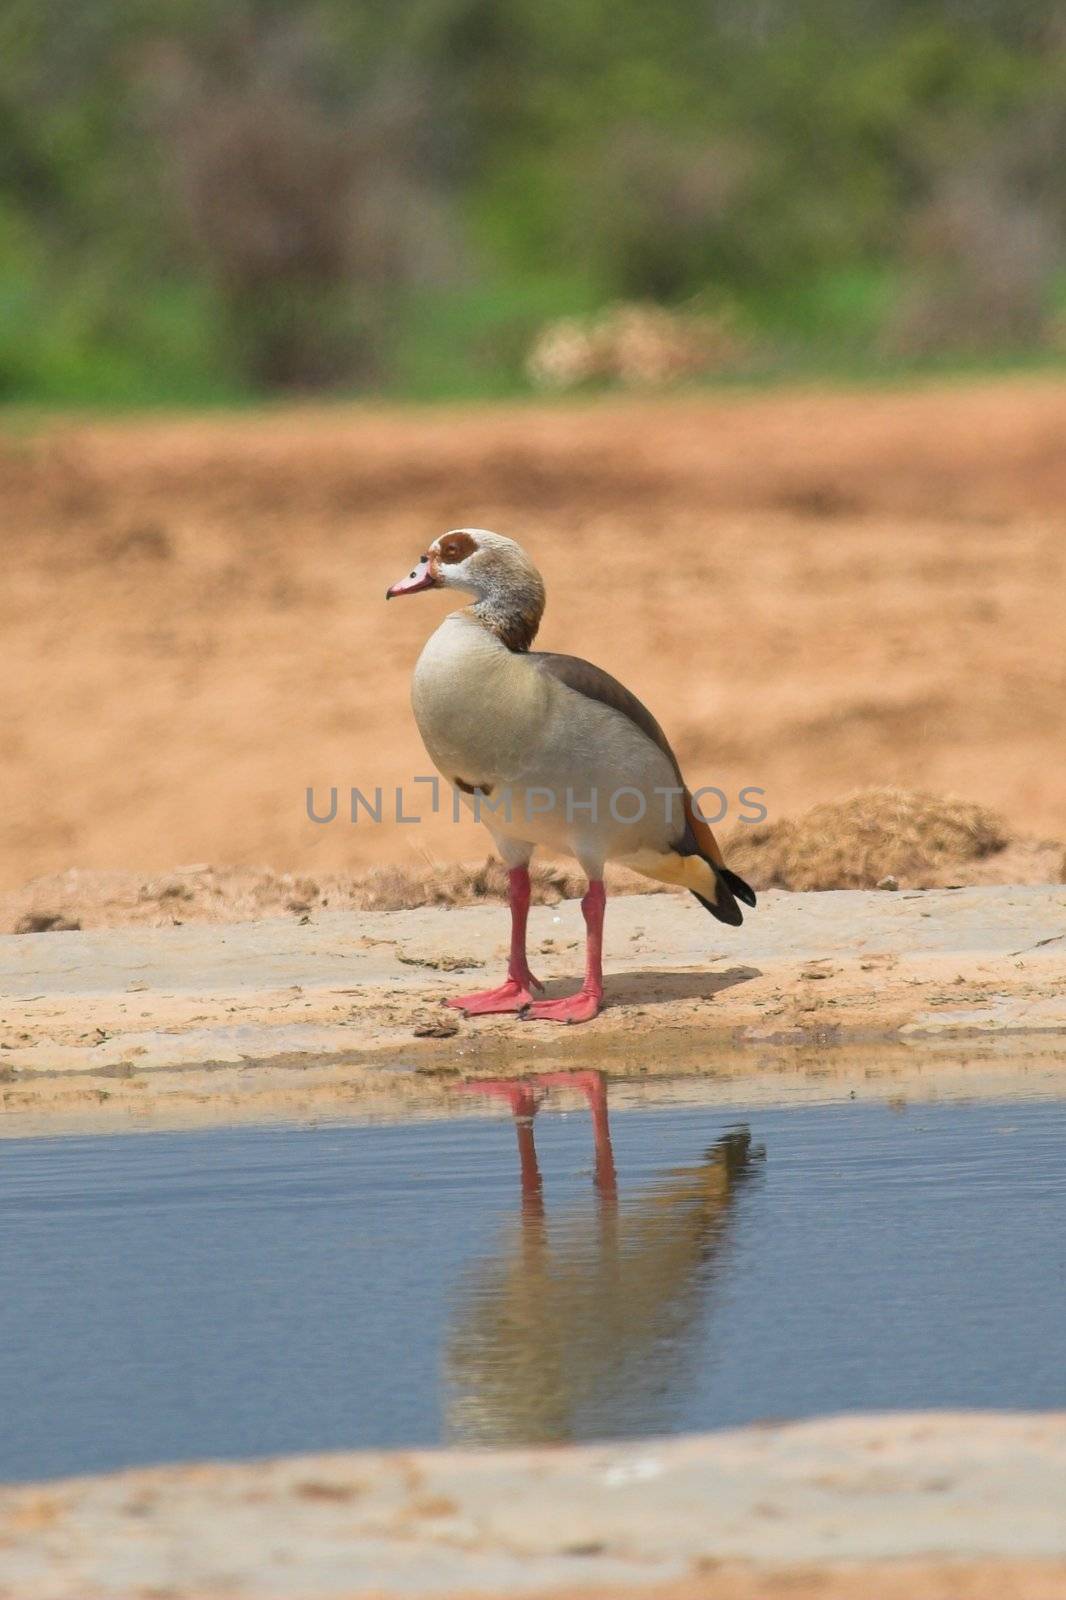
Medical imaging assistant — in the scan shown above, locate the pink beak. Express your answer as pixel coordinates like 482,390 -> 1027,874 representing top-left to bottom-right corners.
386,557 -> 437,599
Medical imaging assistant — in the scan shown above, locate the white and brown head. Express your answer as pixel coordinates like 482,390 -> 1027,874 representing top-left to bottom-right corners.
386,528 -> 546,652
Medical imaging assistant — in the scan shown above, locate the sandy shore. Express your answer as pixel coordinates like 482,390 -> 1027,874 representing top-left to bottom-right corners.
2,1413 -> 1063,1599
2,883 -> 1064,1132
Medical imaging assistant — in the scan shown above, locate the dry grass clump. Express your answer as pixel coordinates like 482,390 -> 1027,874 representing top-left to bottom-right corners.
4,792 -> 1054,933
526,301 -> 750,390
0,858 -> 661,932
352,858 -> 588,911
726,788 -> 1009,893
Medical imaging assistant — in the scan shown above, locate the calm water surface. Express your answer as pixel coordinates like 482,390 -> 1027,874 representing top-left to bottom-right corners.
2,1092 -> 1064,1482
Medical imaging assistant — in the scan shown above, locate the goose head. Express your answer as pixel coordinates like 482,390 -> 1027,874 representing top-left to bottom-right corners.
386,528 -> 546,650
386,528 -> 527,599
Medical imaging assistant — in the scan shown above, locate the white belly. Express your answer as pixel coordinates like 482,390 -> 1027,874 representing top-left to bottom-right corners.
412,613 -> 544,786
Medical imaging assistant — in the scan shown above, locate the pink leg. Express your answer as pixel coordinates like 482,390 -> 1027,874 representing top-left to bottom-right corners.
523,881 -> 605,1025
448,868 -> 544,1015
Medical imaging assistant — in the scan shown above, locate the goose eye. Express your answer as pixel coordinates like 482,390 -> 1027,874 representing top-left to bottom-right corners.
439,532 -> 477,564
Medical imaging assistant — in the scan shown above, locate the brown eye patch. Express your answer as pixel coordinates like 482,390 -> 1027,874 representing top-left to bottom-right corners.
438,531 -> 477,564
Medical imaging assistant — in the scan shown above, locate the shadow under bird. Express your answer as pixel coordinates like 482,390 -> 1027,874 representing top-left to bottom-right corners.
387,527 -> 756,1023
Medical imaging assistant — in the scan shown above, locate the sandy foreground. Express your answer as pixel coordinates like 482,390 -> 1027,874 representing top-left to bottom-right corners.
1,1414 -> 1064,1599
2,882 -> 1065,1132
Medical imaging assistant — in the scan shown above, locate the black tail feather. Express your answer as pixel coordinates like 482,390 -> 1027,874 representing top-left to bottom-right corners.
718,866 -> 757,908
691,882 -> 743,926
691,863 -> 756,927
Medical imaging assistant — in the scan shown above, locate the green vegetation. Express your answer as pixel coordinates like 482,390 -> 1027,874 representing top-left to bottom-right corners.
1,0 -> 1064,404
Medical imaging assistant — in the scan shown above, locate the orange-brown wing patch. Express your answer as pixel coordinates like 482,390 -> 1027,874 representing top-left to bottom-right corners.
683,788 -> 725,867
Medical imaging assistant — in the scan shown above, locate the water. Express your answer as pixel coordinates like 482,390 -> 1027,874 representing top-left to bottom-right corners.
2,1088 -> 1064,1483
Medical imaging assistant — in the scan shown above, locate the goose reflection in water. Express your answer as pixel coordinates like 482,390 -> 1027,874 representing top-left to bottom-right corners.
445,1071 -> 761,1446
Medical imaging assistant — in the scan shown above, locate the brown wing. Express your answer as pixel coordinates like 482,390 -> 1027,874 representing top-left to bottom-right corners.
531,651 -> 733,871
530,652 -> 682,781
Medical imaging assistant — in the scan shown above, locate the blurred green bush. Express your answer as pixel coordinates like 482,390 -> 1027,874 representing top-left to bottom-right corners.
0,0 -> 1064,403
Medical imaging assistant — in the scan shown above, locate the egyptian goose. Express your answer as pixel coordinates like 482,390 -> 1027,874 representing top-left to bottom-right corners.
386,528 -> 755,1023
